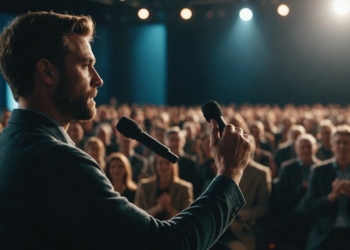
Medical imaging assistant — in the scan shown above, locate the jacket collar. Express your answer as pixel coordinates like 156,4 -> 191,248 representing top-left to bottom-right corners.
8,109 -> 75,146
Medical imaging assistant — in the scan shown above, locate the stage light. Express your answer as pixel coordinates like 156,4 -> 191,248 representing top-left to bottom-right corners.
181,8 -> 192,20
138,8 -> 150,20
333,0 -> 350,15
239,8 -> 253,21
277,4 -> 290,16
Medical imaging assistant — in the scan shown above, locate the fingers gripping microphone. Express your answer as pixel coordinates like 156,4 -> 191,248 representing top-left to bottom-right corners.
116,117 -> 179,164
201,100 -> 227,136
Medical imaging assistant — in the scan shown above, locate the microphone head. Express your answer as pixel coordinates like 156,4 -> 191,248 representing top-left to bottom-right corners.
116,117 -> 143,139
201,100 -> 223,123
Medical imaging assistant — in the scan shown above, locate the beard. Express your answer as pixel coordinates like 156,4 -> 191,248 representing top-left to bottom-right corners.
53,72 -> 97,121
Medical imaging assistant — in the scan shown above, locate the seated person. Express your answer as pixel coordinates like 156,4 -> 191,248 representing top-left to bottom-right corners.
84,136 -> 106,171
135,154 -> 193,220
105,152 -> 138,203
275,133 -> 319,250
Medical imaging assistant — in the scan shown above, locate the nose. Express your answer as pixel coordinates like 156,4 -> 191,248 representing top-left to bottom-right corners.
91,67 -> 103,88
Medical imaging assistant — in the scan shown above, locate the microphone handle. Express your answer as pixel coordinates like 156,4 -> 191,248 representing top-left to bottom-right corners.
138,132 -> 179,164
216,116 -> 227,136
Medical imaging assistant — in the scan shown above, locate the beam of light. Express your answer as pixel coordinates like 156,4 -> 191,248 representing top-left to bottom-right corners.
277,4 -> 290,16
333,0 -> 350,15
239,8 -> 253,21
181,8 -> 192,20
138,8 -> 150,20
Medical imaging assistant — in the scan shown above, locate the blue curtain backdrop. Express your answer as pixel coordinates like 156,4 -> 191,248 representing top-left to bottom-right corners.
0,12 -> 15,110
126,24 -> 167,105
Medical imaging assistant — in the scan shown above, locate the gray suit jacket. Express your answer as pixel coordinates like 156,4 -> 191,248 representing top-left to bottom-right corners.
0,109 -> 245,250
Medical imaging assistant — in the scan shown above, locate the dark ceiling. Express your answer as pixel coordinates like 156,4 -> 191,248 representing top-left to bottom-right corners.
1,0 -> 291,24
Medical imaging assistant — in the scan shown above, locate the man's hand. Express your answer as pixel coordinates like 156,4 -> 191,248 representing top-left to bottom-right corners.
210,119 -> 251,184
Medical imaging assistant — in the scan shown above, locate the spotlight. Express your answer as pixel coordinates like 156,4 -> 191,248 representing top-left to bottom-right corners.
138,8 -> 150,20
277,4 -> 290,16
239,8 -> 253,21
181,8 -> 192,20
333,0 -> 350,15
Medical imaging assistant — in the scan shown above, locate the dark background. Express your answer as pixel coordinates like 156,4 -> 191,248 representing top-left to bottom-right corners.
1,0 -> 350,108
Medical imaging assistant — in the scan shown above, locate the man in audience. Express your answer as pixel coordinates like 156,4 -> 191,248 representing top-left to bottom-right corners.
275,133 -> 320,250
95,122 -> 118,156
316,119 -> 335,161
165,126 -> 200,197
116,130 -> 150,182
305,125 -> 350,250
274,124 -> 306,174
0,11 -> 250,249
67,120 -> 86,150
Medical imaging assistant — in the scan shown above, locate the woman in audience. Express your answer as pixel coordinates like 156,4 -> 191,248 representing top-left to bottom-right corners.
84,136 -> 106,171
135,154 -> 193,220
105,152 -> 137,203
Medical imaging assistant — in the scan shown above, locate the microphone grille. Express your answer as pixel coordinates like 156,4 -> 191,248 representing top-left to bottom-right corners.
201,100 -> 223,123
116,117 -> 142,139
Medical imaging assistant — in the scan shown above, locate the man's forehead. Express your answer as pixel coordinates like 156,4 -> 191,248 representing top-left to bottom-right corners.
67,34 -> 95,58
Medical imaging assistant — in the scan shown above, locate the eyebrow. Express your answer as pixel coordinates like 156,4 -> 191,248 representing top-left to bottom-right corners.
83,57 -> 96,65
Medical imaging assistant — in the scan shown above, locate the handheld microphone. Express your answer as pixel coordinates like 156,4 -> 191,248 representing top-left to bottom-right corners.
201,100 -> 227,136
116,117 -> 179,164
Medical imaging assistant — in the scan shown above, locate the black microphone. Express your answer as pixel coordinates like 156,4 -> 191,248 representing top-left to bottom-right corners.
201,100 -> 227,136
116,117 -> 179,164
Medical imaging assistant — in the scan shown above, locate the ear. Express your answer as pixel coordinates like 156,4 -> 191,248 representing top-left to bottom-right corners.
36,59 -> 59,86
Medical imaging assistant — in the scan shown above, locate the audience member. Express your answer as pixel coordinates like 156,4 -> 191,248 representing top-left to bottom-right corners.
84,136 -> 106,171
305,125 -> 350,250
316,119 -> 335,161
274,124 -> 306,174
116,131 -> 149,182
134,154 -> 193,220
105,152 -> 137,203
165,126 -> 200,197
95,122 -> 118,156
275,133 -> 320,250
67,120 -> 85,150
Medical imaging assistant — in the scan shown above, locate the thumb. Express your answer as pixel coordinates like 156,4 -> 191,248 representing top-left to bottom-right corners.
210,119 -> 220,148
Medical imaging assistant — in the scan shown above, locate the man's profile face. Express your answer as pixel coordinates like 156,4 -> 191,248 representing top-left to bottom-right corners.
52,34 -> 103,121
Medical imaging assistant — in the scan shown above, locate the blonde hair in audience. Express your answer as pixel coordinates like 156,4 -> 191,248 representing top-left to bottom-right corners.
105,152 -> 137,191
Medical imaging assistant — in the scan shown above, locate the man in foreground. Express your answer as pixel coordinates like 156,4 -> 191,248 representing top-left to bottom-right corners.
0,12 -> 250,249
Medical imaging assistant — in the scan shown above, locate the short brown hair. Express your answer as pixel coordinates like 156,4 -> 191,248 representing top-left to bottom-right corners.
0,11 -> 95,101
